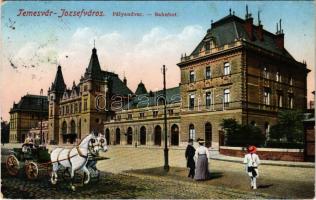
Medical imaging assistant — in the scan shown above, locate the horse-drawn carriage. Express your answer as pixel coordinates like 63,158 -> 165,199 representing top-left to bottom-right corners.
6,133 -> 108,191
6,146 -> 51,179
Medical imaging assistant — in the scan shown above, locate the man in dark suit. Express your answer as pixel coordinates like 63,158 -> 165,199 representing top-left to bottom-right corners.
185,139 -> 196,178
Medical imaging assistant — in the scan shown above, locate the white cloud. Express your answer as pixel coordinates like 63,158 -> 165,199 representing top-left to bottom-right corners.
0,25 -> 205,120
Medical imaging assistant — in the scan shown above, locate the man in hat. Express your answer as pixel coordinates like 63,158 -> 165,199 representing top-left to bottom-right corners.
243,145 -> 260,189
185,139 -> 196,178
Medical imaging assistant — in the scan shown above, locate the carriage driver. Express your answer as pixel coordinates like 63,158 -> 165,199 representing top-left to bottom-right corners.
22,132 -> 34,152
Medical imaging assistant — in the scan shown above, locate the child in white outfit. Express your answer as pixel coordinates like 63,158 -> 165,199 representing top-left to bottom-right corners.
243,145 -> 260,189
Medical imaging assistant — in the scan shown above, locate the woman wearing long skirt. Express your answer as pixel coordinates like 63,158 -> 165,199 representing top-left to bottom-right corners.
194,138 -> 210,180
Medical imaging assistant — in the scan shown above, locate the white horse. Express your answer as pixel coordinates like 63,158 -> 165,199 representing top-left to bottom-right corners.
50,133 -> 103,191
86,133 -> 108,177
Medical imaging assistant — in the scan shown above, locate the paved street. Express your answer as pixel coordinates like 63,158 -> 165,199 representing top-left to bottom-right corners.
1,145 -> 315,199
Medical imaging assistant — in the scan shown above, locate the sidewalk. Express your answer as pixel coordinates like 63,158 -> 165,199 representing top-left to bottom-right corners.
1,143 -> 314,168
210,153 -> 315,168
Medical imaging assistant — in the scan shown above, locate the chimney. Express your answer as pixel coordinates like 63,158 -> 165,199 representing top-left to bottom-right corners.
257,11 -> 264,41
123,76 -> 127,85
244,5 -> 254,41
275,19 -> 284,49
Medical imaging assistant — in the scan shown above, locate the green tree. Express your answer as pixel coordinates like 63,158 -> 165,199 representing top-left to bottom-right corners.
269,110 -> 304,143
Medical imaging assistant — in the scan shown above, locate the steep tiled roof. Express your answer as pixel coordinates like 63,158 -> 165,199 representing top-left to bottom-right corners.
135,81 -> 148,95
123,86 -> 180,109
10,94 -> 48,113
51,65 -> 66,93
84,48 -> 102,80
102,71 -> 133,96
191,14 -> 294,60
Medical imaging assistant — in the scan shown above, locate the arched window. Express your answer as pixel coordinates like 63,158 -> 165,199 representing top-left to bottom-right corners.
140,126 -> 146,145
127,127 -> 133,145
189,124 -> 195,141
70,120 -> 76,134
62,121 -> 67,135
105,128 -> 110,145
171,124 -> 179,146
115,128 -> 120,145
154,125 -> 162,146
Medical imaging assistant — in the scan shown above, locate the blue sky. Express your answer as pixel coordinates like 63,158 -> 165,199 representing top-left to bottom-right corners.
1,1 -> 315,120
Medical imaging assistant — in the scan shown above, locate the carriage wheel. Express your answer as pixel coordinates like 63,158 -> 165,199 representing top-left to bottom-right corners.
25,162 -> 39,180
50,171 -> 58,185
6,155 -> 20,176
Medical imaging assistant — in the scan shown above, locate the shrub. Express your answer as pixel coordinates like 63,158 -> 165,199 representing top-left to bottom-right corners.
221,118 -> 266,147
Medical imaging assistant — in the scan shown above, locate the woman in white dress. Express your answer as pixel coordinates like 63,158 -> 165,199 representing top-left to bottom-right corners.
194,138 -> 210,180
243,145 -> 260,189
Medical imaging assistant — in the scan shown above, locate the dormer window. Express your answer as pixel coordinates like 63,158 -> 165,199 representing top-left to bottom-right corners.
205,42 -> 210,51
189,70 -> 195,83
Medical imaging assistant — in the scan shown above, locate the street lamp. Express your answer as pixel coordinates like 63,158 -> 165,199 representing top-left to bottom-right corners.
162,65 -> 169,172
135,128 -> 138,148
40,88 -> 44,145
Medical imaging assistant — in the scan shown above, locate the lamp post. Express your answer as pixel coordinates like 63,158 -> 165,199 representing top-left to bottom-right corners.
40,88 -> 43,145
135,128 -> 138,148
162,65 -> 169,172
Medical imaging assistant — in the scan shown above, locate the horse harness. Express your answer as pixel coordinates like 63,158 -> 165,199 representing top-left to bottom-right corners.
53,136 -> 105,165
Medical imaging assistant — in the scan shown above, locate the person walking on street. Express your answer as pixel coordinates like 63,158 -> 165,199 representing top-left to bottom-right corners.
194,138 -> 210,181
185,139 -> 196,178
243,145 -> 260,189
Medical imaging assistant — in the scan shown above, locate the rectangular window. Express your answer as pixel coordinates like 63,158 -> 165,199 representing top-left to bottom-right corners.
224,62 -> 230,75
224,89 -> 230,107
263,67 -> 269,79
288,94 -> 294,109
289,76 -> 293,86
168,109 -> 174,115
153,111 -> 158,118
117,115 -> 121,121
189,94 -> 195,110
205,91 -> 212,109
74,103 -> 78,113
127,113 -> 133,120
276,71 -> 282,82
66,105 -> 69,114
84,99 -> 87,111
205,66 -> 211,79
264,88 -> 271,105
189,70 -> 195,83
139,112 -> 145,119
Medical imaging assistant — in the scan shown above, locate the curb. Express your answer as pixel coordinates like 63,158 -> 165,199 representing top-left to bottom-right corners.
210,157 -> 315,168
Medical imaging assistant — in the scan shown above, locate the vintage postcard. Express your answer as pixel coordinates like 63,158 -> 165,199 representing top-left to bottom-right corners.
0,1 -> 315,199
